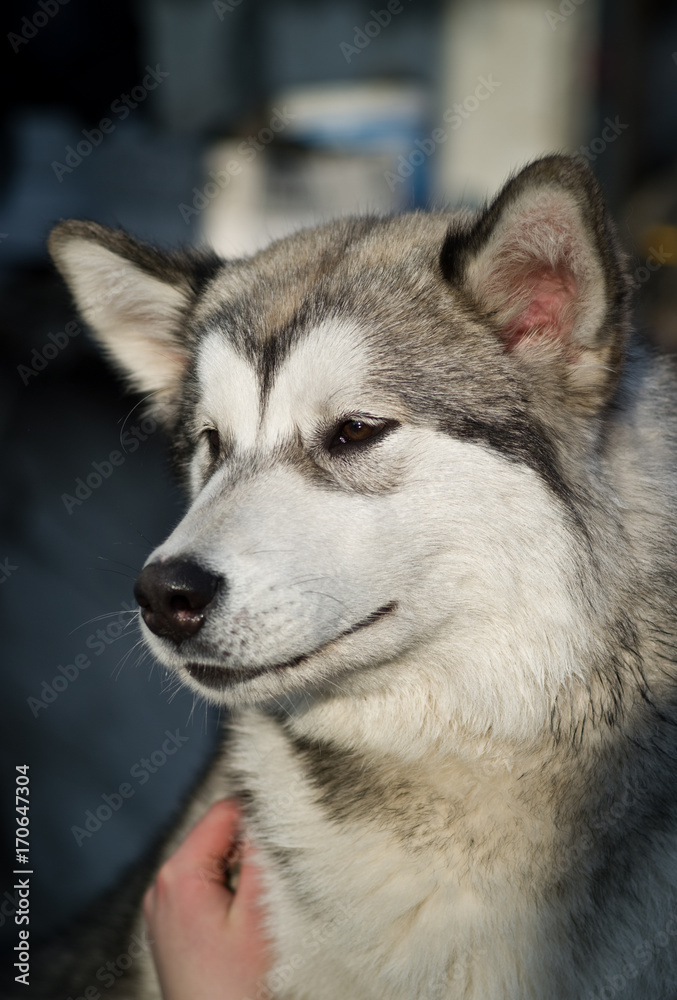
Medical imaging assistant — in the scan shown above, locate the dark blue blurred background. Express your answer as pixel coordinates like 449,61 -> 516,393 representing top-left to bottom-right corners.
1,0 -> 677,964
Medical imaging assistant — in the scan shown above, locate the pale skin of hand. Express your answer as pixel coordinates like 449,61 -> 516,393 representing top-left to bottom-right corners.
143,799 -> 272,1000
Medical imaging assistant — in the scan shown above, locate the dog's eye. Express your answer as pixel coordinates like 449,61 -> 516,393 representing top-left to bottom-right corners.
339,420 -> 372,443
328,418 -> 390,451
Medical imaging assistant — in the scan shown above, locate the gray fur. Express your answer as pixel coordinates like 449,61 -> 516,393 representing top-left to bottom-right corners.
40,155 -> 677,999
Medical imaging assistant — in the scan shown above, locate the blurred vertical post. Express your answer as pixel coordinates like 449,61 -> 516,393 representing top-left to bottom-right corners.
434,0 -> 602,206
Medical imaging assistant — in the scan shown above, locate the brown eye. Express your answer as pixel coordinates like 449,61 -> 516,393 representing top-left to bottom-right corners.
328,418 -> 393,451
340,420 -> 372,443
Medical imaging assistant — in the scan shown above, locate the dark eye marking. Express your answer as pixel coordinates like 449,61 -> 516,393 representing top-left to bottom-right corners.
204,428 -> 221,461
327,417 -> 397,453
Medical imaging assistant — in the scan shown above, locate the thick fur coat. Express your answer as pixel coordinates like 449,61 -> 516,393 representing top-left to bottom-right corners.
40,155 -> 677,999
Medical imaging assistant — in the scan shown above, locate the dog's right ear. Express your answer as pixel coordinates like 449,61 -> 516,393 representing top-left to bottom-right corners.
440,156 -> 631,414
48,220 -> 221,412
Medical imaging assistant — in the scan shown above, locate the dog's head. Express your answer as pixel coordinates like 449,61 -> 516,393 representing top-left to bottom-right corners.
49,156 -> 631,744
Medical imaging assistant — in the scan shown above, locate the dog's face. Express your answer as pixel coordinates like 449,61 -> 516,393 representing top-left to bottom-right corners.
49,156 -> 630,742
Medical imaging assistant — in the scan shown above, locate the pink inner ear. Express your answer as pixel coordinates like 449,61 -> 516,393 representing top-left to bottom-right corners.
501,266 -> 578,352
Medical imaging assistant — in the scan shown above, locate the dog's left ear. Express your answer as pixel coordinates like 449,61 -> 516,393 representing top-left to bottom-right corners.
48,221 -> 221,416
441,155 -> 631,412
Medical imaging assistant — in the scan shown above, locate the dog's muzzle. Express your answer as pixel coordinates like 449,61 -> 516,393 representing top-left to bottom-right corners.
134,558 -> 222,645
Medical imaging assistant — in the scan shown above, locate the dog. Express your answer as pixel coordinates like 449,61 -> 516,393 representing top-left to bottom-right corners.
41,154 -> 677,998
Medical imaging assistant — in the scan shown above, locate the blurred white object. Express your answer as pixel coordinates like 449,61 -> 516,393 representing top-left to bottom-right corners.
203,81 -> 430,258
434,0 -> 601,206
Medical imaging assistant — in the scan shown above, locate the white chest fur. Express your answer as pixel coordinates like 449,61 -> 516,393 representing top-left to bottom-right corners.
227,712 -> 571,1000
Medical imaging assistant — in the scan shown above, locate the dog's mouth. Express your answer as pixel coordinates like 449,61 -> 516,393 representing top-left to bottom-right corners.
184,601 -> 397,690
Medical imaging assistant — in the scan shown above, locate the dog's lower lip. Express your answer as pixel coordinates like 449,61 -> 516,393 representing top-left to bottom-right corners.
185,663 -> 241,687
184,601 -> 397,689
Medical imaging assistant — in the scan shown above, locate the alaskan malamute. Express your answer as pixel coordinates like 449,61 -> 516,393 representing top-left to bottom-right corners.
44,155 -> 677,998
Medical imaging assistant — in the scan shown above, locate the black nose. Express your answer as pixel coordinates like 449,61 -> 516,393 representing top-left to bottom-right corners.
134,558 -> 222,645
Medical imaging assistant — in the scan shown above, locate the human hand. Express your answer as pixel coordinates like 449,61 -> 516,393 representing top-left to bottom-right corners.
143,799 -> 272,1000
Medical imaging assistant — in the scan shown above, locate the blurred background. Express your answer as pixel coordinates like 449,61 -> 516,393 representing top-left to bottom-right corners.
1,0 -> 677,967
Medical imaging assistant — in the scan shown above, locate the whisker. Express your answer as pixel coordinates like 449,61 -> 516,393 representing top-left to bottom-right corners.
97,556 -> 141,573
112,638 -> 147,680
122,613 -> 141,633
67,609 -> 138,635
118,392 -> 159,448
